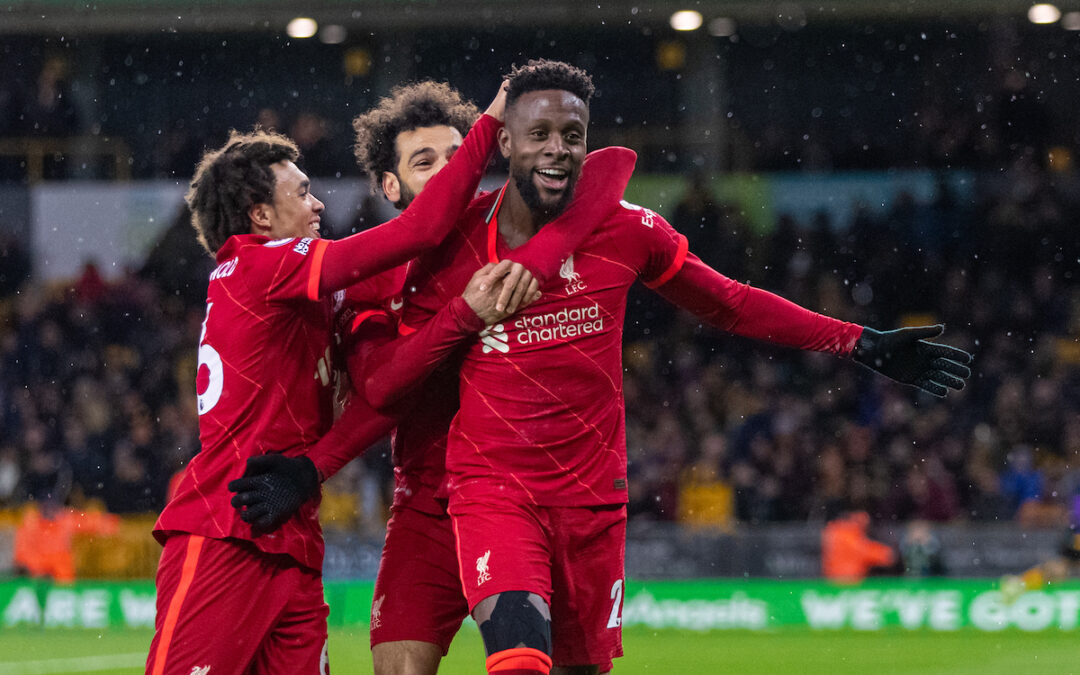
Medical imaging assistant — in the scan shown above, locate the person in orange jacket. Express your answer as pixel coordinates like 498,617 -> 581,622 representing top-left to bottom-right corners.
13,498 -> 119,584
821,511 -> 895,583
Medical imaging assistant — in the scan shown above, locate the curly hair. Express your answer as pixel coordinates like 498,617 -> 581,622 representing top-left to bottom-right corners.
185,129 -> 299,256
352,81 -> 479,191
505,59 -> 595,109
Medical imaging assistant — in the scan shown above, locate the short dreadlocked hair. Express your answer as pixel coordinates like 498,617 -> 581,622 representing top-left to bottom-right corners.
505,59 -> 595,109
352,81 -> 479,190
186,129 -> 299,256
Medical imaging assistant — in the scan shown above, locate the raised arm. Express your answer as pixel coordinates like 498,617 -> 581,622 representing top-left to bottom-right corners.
655,253 -> 972,396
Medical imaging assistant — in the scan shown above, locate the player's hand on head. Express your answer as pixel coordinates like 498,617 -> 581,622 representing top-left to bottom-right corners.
227,453 -> 320,533
852,324 -> 973,398
483,80 -> 510,122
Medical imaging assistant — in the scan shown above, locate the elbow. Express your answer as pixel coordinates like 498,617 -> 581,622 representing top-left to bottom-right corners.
362,376 -> 396,412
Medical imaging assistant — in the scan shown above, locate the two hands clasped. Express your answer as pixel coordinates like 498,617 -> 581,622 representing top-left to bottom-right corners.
463,259 -> 541,324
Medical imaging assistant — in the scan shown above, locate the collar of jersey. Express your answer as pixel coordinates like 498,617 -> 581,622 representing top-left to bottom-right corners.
484,181 -> 510,264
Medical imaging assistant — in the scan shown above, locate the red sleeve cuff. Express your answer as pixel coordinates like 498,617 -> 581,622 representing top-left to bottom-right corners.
306,238 -> 331,301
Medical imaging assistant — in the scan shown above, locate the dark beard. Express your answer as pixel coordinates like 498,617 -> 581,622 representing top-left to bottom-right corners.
510,166 -> 576,224
394,175 -> 417,209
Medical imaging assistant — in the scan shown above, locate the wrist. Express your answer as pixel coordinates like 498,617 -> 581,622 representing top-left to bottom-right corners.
449,295 -> 487,333
478,113 -> 503,129
296,455 -> 321,496
852,327 -> 881,365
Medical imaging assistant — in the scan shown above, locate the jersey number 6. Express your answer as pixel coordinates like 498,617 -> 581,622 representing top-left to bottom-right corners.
197,302 -> 224,415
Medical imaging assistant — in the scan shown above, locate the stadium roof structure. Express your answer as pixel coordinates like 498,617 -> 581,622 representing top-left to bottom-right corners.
0,0 -> 1062,34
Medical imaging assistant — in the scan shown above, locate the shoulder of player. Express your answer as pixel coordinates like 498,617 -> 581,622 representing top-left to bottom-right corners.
208,234 -> 318,285
600,200 -> 671,232
230,234 -> 323,261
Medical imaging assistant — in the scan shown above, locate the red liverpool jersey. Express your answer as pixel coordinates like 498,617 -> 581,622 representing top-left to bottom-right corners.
394,188 -> 687,507
448,192 -> 688,506
154,234 -> 338,571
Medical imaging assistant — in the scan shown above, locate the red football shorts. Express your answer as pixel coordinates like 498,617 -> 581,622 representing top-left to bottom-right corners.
449,496 -> 626,669
370,506 -> 469,653
146,534 -> 329,675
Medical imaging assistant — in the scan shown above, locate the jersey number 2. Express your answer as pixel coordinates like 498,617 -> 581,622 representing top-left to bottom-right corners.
197,302 -> 224,415
607,579 -> 624,628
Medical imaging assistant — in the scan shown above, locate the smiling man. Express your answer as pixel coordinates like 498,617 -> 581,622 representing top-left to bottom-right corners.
361,59 -> 971,675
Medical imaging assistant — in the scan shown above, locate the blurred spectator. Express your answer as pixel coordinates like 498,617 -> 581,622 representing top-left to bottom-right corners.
672,171 -> 721,267
822,511 -> 896,583
0,445 -> 20,505
13,497 -> 118,584
899,520 -> 946,577
255,107 -> 283,133
139,204 -> 213,305
1000,445 -> 1044,514
22,55 -> 79,137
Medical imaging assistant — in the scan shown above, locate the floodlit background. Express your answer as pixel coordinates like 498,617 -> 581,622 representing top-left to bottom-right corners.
1,1 -> 1079,673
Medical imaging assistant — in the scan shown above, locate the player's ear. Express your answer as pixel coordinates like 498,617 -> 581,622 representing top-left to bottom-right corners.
248,202 -> 273,236
381,172 -> 401,203
497,126 -> 511,159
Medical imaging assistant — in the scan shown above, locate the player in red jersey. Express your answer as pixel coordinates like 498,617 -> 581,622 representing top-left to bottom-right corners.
360,59 -> 973,675
227,81 -> 636,674
345,82 -> 488,674
146,83 -> 520,675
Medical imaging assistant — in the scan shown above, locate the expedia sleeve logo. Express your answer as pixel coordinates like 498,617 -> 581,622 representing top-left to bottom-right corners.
619,199 -> 657,228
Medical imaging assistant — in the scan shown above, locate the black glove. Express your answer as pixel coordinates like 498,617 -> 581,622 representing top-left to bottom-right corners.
228,454 -> 320,532
853,324 -> 972,397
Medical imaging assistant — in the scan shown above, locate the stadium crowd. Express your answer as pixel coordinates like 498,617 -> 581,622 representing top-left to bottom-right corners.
1,155 -> 1075,530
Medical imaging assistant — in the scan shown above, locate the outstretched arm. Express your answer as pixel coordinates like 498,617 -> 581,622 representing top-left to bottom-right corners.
655,253 -> 972,396
655,252 -> 864,354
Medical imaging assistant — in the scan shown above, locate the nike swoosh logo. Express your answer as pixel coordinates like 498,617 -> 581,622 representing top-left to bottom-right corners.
390,299 -> 404,311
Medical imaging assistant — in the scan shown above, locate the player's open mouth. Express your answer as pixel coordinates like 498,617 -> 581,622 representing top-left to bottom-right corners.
308,221 -> 321,237
535,167 -> 569,191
